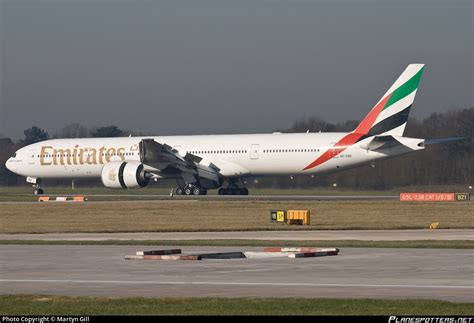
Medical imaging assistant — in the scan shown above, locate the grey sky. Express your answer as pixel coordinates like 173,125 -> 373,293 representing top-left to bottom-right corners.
1,0 -> 472,139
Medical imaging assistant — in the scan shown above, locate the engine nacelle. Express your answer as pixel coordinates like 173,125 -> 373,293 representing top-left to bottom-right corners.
101,161 -> 150,189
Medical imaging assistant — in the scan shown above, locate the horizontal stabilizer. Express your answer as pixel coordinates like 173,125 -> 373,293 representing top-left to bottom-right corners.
364,135 -> 403,151
363,135 -> 425,152
424,137 -> 464,145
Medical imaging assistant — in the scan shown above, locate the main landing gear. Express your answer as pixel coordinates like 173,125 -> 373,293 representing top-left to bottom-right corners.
217,178 -> 249,195
175,184 -> 208,196
174,179 -> 249,196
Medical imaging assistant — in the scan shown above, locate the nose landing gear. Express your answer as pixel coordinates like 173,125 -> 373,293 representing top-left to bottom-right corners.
27,177 -> 44,195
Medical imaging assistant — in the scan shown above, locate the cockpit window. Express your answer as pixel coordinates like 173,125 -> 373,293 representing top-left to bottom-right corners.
11,153 -> 16,158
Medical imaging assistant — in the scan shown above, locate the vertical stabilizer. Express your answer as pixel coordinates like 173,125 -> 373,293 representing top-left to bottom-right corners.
354,64 -> 425,136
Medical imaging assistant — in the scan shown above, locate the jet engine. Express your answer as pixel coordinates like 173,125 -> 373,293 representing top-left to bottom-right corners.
101,161 -> 150,189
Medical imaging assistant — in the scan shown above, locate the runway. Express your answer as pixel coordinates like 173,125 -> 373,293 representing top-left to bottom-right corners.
1,245 -> 472,301
8,194 -> 401,202
1,229 -> 472,241
90,194 -> 400,201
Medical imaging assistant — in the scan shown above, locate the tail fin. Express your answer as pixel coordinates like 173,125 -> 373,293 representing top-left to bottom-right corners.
354,64 -> 425,137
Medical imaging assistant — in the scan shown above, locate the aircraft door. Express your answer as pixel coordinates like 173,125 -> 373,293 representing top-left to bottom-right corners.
250,144 -> 259,160
28,149 -> 36,164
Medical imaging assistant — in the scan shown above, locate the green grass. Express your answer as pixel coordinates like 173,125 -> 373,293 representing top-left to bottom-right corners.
0,295 -> 472,315
1,200 -> 472,233
1,239 -> 472,249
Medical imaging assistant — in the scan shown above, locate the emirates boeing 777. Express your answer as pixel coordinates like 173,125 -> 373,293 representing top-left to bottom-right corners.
6,64 -> 452,195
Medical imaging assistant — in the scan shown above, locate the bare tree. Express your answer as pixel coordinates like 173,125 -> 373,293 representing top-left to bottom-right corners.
56,123 -> 89,138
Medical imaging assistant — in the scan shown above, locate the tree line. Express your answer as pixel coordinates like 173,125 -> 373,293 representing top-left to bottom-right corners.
0,108 -> 472,189
262,107 -> 473,189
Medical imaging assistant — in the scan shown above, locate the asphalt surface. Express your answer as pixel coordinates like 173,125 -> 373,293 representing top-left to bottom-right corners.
7,194 -> 401,202
1,245 -> 472,301
1,229 -> 472,241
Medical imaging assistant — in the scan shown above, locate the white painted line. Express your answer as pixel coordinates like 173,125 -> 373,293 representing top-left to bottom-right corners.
1,279 -> 472,289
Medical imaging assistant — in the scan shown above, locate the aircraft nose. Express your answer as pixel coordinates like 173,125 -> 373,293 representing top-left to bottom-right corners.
5,158 -> 12,171
5,157 -> 16,173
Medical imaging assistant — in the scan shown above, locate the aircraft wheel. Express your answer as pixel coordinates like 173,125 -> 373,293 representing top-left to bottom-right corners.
241,188 -> 249,195
192,187 -> 202,195
175,187 -> 184,195
218,188 -> 226,195
184,187 -> 193,195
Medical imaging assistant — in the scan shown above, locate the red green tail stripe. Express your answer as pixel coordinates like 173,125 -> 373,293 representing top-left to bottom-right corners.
303,66 -> 424,171
303,94 -> 390,170
384,67 -> 424,110
303,95 -> 392,170
354,94 -> 392,135
302,132 -> 365,170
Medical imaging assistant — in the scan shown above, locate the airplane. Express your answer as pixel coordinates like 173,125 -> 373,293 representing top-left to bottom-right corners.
5,64 -> 455,195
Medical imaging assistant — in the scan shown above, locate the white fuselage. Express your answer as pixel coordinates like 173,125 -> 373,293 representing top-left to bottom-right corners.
5,132 -> 417,180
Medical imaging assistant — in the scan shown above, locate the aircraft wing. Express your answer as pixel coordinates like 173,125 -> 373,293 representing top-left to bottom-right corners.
138,139 -> 221,184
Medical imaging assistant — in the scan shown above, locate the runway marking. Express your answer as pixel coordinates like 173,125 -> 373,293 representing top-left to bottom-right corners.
1,279 -> 473,289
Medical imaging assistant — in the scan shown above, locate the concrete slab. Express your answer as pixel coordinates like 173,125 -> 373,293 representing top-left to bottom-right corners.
197,252 -> 245,260
136,249 -> 181,256
243,251 -> 290,259
288,251 -> 339,258
264,247 -> 340,253
1,245 -> 472,301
